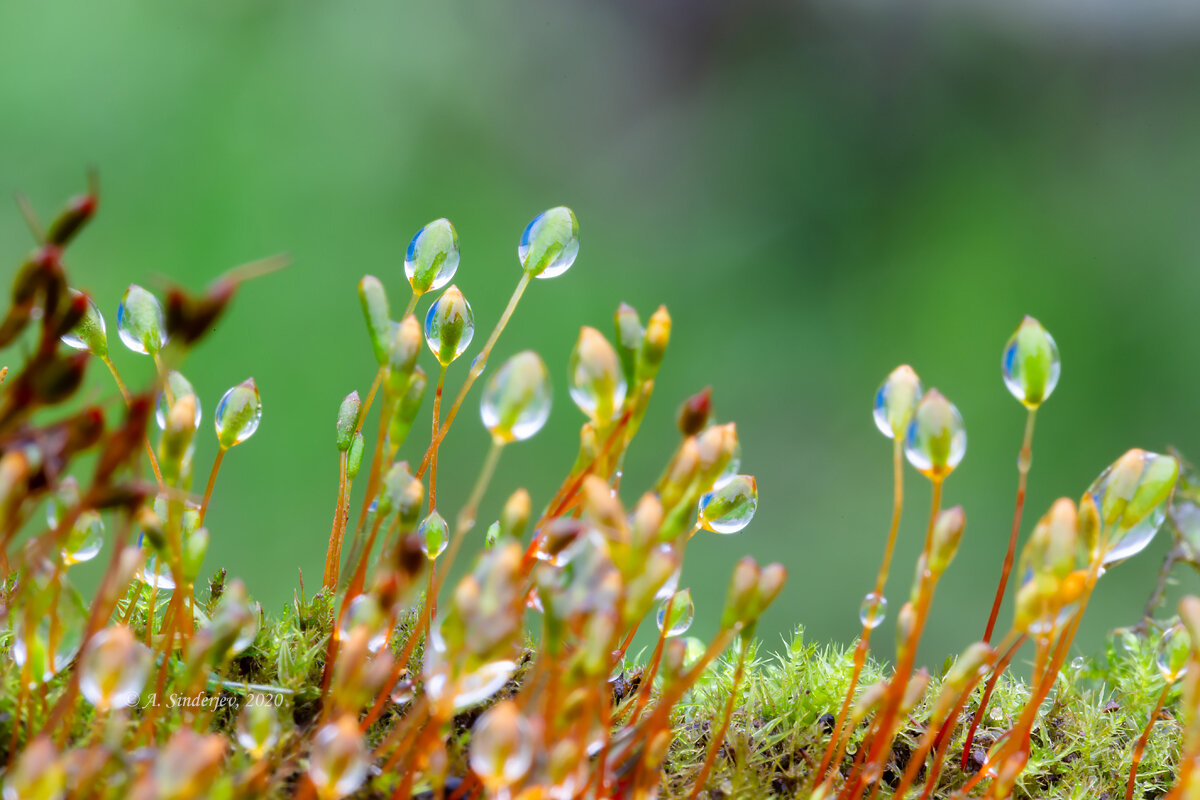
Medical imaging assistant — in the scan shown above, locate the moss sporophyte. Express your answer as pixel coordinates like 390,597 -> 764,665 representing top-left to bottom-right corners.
1,179 -> 1199,800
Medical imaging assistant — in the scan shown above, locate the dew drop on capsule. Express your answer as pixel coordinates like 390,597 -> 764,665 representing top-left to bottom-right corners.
79,626 -> 153,710
236,703 -> 281,759
1002,316 -> 1061,408
405,218 -> 460,296
903,389 -> 966,478
469,700 -> 535,790
309,715 -> 369,800
136,546 -> 176,591
60,289 -> 108,356
116,284 -> 167,355
337,594 -> 389,654
480,351 -> 552,443
424,285 -> 475,366
61,511 -> 104,566
873,365 -> 922,439
1157,626 -> 1190,682
11,583 -> 87,686
698,475 -> 758,534
655,589 -> 695,637
214,378 -> 262,448
519,206 -> 579,279
568,327 -> 627,423
155,371 -> 202,430
419,510 -> 449,560
859,592 -> 887,629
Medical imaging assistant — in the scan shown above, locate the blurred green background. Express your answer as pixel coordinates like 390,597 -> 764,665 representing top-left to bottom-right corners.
4,1 -> 1200,669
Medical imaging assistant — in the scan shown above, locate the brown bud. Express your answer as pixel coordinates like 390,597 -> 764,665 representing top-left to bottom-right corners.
676,387 -> 713,437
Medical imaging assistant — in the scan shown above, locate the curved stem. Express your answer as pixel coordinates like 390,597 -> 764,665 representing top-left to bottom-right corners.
416,272 -> 532,480
428,364 -> 447,510
816,438 -> 905,784
1127,682 -> 1172,800
322,452 -> 350,590
102,355 -> 166,489
352,367 -> 388,535
982,408 -> 1037,645
198,447 -> 227,526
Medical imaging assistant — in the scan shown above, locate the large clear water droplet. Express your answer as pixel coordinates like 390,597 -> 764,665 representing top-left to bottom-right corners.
10,580 -> 87,687
116,284 -> 167,355
79,626 -> 153,710
309,716 -> 369,800
1103,504 -> 1166,568
236,703 -> 281,759
903,390 -> 966,476
215,378 -> 262,448
480,351 -> 552,443
1002,316 -> 1061,408
338,595 -> 389,654
424,651 -> 518,711
419,510 -> 449,560
405,218 -> 460,295
60,290 -> 107,356
1157,625 -> 1191,682
156,371 -> 202,430
859,592 -> 887,629
698,475 -> 758,534
423,285 -> 475,366
519,206 -> 579,279
567,327 -> 627,423
469,701 -> 534,789
61,510 -> 104,566
136,543 -> 176,591
655,589 -> 695,637
873,365 -> 922,440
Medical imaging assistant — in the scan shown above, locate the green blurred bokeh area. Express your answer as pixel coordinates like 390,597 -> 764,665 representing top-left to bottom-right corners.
4,1 -> 1200,667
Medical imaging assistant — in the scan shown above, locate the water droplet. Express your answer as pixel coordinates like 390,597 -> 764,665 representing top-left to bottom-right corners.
1103,505 -> 1166,568
859,592 -> 887,629
1088,450 -> 1179,567
567,327 -> 627,422
155,371 -> 202,430
136,543 -> 176,591
10,580 -> 87,687
1157,626 -> 1191,682
1002,316 -> 1061,408
236,703 -> 281,758
519,206 -> 579,279
390,678 -> 415,706
60,289 -> 107,356
698,475 -> 758,534
61,510 -> 104,566
405,218 -> 460,295
873,365 -> 922,440
426,659 -> 518,711
903,390 -> 966,477
79,626 -> 153,710
655,589 -> 695,637
469,700 -> 534,789
424,285 -> 475,366
309,715 -> 369,800
480,351 -> 551,443
116,284 -> 167,355
419,510 -> 449,560
214,378 -> 262,448
338,595 -> 389,654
